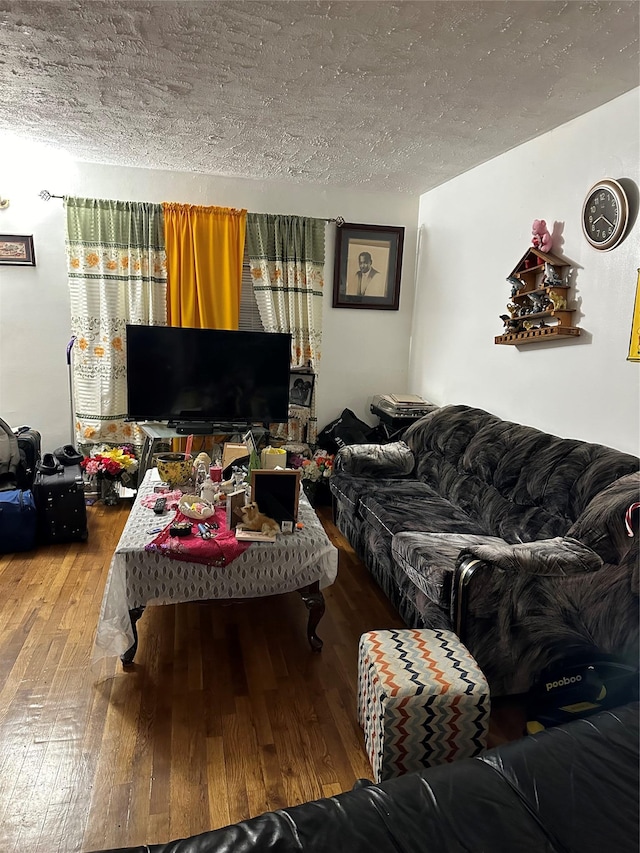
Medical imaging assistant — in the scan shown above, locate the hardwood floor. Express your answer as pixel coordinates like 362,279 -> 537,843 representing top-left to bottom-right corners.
0,499 -> 524,853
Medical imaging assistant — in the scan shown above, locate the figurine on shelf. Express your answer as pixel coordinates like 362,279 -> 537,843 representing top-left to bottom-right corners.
542,262 -> 563,286
500,314 -> 522,334
506,301 -> 520,317
548,290 -> 567,310
528,292 -> 548,314
507,275 -> 521,297
531,219 -> 552,253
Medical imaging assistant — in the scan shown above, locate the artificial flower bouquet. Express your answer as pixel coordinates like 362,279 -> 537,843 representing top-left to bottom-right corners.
300,450 -> 334,482
81,445 -> 139,483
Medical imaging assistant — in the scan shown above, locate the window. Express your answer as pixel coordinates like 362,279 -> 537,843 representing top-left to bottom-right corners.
239,249 -> 264,332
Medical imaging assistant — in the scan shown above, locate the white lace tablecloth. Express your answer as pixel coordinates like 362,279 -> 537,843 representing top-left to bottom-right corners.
93,469 -> 338,660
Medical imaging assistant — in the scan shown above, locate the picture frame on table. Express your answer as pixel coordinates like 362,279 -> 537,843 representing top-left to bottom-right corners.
0,234 -> 36,266
251,469 -> 301,524
332,222 -> 404,310
226,490 -> 247,530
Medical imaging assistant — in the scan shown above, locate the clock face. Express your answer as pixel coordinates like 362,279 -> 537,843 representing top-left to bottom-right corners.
582,179 -> 629,251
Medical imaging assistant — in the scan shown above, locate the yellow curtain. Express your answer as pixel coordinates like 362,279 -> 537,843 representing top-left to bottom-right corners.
163,202 -> 247,330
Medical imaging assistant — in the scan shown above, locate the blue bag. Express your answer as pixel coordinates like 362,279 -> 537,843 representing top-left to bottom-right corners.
0,488 -> 37,553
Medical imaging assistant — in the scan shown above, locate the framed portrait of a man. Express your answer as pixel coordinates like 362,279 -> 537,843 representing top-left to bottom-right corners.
332,223 -> 404,310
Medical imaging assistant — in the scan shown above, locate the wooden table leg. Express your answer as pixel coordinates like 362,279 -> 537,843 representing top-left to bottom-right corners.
121,606 -> 145,666
298,582 -> 325,653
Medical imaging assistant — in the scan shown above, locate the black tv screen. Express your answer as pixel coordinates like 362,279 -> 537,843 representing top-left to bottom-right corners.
126,325 -> 292,425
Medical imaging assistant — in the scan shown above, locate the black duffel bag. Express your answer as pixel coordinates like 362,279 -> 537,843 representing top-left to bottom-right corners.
316,408 -> 377,454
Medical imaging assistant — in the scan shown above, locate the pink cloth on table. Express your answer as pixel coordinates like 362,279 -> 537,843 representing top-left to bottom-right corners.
139,489 -> 184,510
145,505 -> 251,567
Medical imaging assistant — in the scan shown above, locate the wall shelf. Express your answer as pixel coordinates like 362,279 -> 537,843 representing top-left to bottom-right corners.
496,248 -> 580,346
495,326 -> 581,345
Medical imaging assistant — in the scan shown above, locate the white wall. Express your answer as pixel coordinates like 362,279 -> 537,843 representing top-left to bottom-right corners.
411,89 -> 640,456
0,153 -> 417,451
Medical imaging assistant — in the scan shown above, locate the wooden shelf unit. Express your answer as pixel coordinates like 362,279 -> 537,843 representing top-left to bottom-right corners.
495,326 -> 581,345
497,248 -> 580,346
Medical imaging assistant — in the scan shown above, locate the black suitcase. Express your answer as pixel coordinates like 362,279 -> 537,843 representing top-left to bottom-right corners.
14,426 -> 41,491
33,463 -> 88,543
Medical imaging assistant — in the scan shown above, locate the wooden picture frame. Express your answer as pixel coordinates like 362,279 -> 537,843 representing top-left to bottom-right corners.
250,469 -> 301,523
289,370 -> 315,408
0,234 -> 36,266
332,222 -> 404,310
628,268 -> 640,362
226,489 -> 247,530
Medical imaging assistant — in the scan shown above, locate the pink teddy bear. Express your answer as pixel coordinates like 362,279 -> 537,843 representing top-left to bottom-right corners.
531,219 -> 552,253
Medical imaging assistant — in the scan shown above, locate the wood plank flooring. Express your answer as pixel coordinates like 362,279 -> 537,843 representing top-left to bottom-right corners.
0,499 -> 524,853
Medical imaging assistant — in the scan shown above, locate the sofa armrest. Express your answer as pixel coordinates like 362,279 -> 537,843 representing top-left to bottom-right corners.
333,440 -> 415,478
450,537 -> 616,696
451,537 -> 603,647
456,537 -> 603,578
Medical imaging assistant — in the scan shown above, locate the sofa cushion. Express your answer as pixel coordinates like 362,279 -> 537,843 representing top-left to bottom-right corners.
330,475 -> 431,515
392,532 -> 504,605
566,472 -> 640,564
333,440 -> 415,477
359,489 -> 488,538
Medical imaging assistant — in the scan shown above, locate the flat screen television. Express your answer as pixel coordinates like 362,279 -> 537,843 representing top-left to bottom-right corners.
126,325 -> 292,429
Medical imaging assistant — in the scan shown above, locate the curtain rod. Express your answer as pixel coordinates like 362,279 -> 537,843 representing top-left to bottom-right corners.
38,191 -> 344,225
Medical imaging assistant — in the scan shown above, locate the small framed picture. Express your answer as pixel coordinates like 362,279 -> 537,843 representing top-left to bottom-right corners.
0,234 -> 36,266
251,469 -> 301,523
226,489 -> 246,530
332,223 -> 404,310
289,370 -> 315,408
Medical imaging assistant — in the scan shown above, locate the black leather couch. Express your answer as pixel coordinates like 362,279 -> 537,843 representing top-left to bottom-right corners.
329,404 -> 639,695
94,703 -> 639,853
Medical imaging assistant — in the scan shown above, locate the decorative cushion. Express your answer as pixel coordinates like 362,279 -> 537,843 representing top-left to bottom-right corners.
357,628 -> 490,782
334,440 -> 415,477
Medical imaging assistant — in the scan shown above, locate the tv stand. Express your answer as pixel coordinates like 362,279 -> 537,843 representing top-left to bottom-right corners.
138,422 -> 268,483
172,422 -> 214,435
169,421 -> 253,435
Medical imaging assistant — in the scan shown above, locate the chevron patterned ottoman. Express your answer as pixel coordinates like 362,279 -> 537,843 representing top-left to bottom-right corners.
357,627 -> 490,782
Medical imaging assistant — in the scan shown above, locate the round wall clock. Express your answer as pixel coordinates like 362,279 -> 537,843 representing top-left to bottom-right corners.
582,178 -> 629,251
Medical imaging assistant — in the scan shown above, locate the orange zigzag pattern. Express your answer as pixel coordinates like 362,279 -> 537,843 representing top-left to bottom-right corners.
367,633 -> 402,694
412,631 -> 451,693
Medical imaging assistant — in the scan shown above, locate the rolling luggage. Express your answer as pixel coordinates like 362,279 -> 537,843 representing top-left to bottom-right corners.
14,426 -> 41,490
0,417 -> 38,552
0,488 -> 37,553
33,463 -> 88,544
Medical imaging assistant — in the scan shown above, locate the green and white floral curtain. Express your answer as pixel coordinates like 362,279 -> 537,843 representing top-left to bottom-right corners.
246,213 -> 326,444
65,197 -> 167,453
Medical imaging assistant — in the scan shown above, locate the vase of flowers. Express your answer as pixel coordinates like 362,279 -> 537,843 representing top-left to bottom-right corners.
81,446 -> 138,506
299,451 -> 334,506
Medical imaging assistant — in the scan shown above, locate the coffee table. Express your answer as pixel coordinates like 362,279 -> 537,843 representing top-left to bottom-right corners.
93,468 -> 338,665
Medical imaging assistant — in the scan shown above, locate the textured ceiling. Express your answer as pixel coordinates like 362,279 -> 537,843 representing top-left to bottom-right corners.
0,1 -> 638,194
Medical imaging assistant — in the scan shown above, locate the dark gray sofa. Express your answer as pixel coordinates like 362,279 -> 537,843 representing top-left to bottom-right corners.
330,404 -> 639,695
